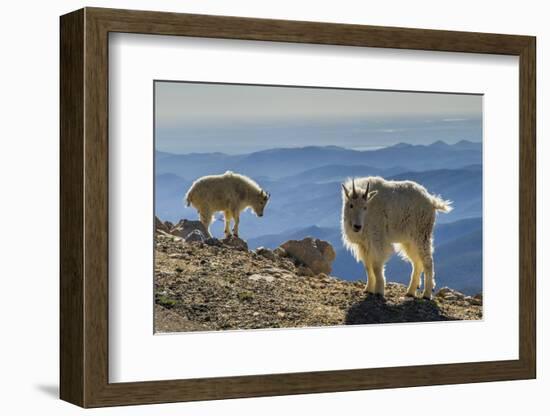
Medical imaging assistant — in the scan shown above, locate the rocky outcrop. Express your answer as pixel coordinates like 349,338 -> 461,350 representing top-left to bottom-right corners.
154,220 -> 482,333
436,287 -> 482,306
255,246 -> 276,261
155,216 -> 171,233
170,219 -> 209,240
221,235 -> 248,251
280,237 -> 336,275
184,229 -> 206,243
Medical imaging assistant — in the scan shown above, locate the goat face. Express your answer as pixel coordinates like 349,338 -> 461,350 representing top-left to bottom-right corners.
251,190 -> 270,217
342,180 -> 378,233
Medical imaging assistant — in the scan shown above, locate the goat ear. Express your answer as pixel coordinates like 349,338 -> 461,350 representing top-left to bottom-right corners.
366,190 -> 378,202
342,184 -> 350,200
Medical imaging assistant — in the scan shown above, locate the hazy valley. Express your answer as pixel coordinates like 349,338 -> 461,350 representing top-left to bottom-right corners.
155,140 -> 482,295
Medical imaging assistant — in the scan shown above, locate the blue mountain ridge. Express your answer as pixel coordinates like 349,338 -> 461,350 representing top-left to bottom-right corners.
155,140 -> 481,179
155,140 -> 483,294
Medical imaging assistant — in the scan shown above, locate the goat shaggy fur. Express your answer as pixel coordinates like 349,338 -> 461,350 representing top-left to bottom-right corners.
341,176 -> 452,299
185,171 -> 270,238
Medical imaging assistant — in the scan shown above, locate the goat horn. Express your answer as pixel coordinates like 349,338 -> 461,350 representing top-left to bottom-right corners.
352,178 -> 357,198
363,181 -> 370,199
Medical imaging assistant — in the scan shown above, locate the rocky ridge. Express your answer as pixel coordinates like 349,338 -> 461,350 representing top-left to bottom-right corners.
154,218 -> 482,332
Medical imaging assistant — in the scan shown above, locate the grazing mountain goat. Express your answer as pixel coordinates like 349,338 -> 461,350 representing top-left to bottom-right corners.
185,171 -> 270,238
341,177 -> 452,299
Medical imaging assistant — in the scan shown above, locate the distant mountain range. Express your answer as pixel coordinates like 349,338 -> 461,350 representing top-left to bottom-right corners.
155,140 -> 482,179
155,140 -> 483,294
156,164 -> 481,229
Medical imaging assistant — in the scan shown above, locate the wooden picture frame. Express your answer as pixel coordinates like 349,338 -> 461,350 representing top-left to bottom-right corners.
60,7 -> 536,408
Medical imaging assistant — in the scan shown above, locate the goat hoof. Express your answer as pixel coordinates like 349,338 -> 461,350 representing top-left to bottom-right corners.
405,292 -> 416,298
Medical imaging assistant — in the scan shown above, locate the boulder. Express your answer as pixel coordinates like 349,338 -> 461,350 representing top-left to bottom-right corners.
436,287 -> 466,302
296,265 -> 314,277
185,229 -> 206,243
156,229 -> 183,242
255,247 -> 276,261
204,237 -> 223,247
273,247 -> 287,257
155,216 -> 170,233
171,219 -> 209,239
222,235 -> 248,251
436,287 -> 453,297
280,238 -> 336,275
469,293 -> 483,305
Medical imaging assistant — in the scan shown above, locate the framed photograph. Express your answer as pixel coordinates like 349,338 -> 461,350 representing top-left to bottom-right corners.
60,7 -> 536,408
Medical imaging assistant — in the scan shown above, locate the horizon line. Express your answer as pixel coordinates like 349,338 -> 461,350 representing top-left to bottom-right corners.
155,138 -> 481,157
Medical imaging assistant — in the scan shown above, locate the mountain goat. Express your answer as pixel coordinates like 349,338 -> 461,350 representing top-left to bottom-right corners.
341,176 -> 452,299
185,171 -> 270,238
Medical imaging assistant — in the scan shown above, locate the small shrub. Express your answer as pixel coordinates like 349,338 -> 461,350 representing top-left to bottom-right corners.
237,290 -> 254,302
156,294 -> 178,309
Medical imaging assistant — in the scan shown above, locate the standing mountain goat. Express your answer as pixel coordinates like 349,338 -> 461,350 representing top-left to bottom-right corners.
185,171 -> 270,238
341,176 -> 452,299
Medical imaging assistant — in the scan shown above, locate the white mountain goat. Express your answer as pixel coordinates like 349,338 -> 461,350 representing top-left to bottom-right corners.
341,176 -> 452,299
185,171 -> 270,238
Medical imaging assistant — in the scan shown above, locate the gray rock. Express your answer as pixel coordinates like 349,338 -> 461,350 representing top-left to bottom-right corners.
155,216 -> 170,233
437,286 -> 465,301
185,229 -> 206,243
248,274 -> 275,283
255,247 -> 276,261
273,247 -> 287,257
280,237 -> 336,275
171,219 -> 209,239
222,235 -> 248,251
204,237 -> 223,247
436,287 -> 453,297
317,273 -> 333,282
296,265 -> 314,277
469,295 -> 482,306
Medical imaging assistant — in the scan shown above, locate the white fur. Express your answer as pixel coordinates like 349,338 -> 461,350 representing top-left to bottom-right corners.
341,176 -> 452,299
185,171 -> 269,238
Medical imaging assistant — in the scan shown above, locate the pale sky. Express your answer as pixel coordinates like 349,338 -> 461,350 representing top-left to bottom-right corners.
154,81 -> 482,154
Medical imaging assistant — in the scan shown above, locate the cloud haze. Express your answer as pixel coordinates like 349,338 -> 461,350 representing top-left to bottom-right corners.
155,81 -> 482,154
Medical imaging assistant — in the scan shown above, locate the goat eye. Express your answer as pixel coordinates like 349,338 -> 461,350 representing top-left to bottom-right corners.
349,204 -> 354,209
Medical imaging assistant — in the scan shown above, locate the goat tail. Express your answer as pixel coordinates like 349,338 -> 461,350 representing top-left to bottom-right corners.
431,195 -> 453,213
